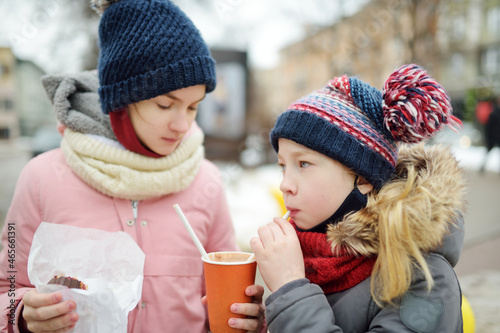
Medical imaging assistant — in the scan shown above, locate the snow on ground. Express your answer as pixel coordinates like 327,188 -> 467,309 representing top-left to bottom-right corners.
454,146 -> 500,172
218,163 -> 284,251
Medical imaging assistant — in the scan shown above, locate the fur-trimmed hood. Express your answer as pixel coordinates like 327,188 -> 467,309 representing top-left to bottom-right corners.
328,143 -> 467,267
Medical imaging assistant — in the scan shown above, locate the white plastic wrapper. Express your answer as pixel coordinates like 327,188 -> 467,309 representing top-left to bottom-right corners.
27,222 -> 145,333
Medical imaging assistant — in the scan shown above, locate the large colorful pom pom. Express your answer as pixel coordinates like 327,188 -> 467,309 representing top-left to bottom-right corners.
382,64 -> 462,143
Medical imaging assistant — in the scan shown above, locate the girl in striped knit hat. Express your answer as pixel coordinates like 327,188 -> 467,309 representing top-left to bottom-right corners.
251,64 -> 467,332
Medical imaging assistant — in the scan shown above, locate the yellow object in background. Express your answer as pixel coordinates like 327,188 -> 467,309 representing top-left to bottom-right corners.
270,187 -> 287,217
462,295 -> 475,333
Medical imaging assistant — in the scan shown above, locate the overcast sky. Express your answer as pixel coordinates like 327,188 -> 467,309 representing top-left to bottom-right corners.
0,0 -> 369,73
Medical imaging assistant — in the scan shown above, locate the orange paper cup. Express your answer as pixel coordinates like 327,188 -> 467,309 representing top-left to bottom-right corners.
202,251 -> 257,333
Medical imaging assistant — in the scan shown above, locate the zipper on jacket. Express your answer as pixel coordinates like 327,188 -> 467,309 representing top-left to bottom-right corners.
131,200 -> 138,225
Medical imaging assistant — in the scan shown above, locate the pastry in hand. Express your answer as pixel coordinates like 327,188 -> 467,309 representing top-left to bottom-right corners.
48,274 -> 88,290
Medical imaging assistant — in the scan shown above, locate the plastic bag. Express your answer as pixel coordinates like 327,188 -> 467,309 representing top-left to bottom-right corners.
27,222 -> 145,332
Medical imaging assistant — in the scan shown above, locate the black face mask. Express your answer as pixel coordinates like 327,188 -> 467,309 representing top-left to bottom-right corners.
297,176 -> 368,234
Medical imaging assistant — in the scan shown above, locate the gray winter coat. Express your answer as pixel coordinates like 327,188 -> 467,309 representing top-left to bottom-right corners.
265,144 -> 466,332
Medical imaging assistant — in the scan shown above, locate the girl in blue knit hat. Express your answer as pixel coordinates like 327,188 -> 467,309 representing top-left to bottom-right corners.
251,64 -> 467,332
0,1 -> 264,332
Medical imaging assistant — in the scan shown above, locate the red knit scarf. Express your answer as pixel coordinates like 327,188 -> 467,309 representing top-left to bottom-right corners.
293,222 -> 376,294
109,108 -> 163,158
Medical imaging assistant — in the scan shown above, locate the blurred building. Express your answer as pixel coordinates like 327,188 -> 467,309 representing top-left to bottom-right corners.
437,0 -> 500,120
0,47 -> 57,139
0,46 -> 55,140
198,49 -> 249,162
249,0 -> 500,152
0,47 -> 19,139
15,59 -> 55,136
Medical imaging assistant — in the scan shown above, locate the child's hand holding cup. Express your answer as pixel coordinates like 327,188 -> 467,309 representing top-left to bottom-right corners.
173,204 -> 257,332
202,251 -> 257,333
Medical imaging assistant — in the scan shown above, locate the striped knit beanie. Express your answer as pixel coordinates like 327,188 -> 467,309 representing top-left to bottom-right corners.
92,0 -> 216,114
270,64 -> 461,189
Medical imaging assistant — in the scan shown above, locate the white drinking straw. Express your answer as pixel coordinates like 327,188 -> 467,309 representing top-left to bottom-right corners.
173,204 -> 210,261
246,210 -> 290,262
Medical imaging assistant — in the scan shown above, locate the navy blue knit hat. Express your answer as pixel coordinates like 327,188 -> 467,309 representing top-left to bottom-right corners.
92,0 -> 217,114
270,64 -> 461,189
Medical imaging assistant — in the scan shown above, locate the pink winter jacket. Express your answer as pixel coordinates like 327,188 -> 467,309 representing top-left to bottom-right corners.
0,148 -> 238,333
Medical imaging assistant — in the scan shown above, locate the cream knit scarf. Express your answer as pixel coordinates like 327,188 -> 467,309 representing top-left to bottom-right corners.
61,128 -> 204,201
